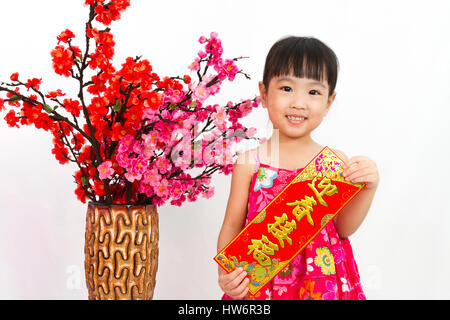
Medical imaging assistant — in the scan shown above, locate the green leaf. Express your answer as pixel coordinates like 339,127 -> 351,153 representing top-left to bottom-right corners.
42,104 -> 54,114
113,99 -> 121,111
81,176 -> 89,186
190,101 -> 198,109
9,95 -> 22,103
169,103 -> 177,110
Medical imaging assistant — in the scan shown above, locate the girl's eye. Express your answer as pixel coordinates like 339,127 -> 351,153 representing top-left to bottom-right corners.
309,90 -> 320,95
280,86 -> 292,92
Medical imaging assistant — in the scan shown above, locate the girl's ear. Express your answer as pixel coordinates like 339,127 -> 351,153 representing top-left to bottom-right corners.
325,91 -> 336,113
258,81 -> 268,108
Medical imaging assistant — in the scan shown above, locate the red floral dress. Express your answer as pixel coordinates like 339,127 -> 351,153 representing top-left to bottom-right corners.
222,150 -> 366,300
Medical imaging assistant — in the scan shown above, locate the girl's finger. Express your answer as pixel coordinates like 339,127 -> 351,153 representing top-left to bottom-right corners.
227,268 -> 247,291
228,277 -> 250,298
236,285 -> 250,299
348,173 -> 376,184
343,162 -> 372,179
344,156 -> 371,169
220,268 -> 243,291
345,167 -> 374,182
348,155 -> 369,163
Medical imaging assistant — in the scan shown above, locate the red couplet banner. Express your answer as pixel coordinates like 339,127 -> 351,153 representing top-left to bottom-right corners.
214,146 -> 365,295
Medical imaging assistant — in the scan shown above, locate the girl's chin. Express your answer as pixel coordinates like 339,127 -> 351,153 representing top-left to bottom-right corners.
275,129 -> 312,140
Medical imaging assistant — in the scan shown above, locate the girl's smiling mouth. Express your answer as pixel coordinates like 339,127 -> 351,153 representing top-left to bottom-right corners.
286,114 -> 307,124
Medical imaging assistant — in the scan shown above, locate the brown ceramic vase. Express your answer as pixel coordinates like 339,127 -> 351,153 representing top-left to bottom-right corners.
84,202 -> 159,299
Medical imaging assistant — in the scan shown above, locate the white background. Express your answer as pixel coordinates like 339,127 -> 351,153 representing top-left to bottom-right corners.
0,0 -> 449,299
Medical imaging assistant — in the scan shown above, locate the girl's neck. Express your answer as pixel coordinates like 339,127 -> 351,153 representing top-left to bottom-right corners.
258,132 -> 323,170
267,132 -> 319,153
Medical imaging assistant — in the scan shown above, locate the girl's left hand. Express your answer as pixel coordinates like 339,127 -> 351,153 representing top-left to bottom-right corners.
343,156 -> 379,189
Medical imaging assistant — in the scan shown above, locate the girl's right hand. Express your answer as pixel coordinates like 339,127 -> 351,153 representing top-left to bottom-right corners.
218,267 -> 250,299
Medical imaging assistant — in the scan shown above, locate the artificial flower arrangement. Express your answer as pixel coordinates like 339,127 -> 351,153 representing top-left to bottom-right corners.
0,0 -> 261,207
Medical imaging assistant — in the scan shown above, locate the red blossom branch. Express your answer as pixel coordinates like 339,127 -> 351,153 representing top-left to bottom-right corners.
0,0 -> 261,207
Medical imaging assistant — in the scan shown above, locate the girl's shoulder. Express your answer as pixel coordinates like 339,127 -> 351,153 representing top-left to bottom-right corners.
232,149 -> 259,192
227,149 -> 257,213
234,148 -> 259,168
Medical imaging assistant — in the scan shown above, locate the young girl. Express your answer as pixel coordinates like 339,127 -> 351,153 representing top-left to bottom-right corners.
217,36 -> 379,300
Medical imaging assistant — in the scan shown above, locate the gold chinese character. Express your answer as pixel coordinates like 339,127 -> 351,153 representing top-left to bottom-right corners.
286,196 -> 317,226
247,235 -> 279,266
267,213 -> 297,248
307,176 -> 338,207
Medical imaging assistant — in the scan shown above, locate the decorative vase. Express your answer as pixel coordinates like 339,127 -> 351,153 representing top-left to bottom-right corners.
84,202 -> 159,300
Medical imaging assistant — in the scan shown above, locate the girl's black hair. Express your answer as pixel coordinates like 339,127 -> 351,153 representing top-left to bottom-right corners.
262,36 -> 339,97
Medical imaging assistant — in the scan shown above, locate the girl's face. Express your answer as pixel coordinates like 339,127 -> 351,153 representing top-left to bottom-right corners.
258,73 -> 336,140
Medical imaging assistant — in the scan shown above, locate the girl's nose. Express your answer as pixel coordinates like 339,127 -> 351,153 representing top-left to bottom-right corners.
291,93 -> 308,109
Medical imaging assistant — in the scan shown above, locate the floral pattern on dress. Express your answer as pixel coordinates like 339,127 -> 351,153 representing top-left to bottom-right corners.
314,247 -> 336,275
222,160 -> 366,300
299,279 -> 323,300
253,167 -> 278,192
